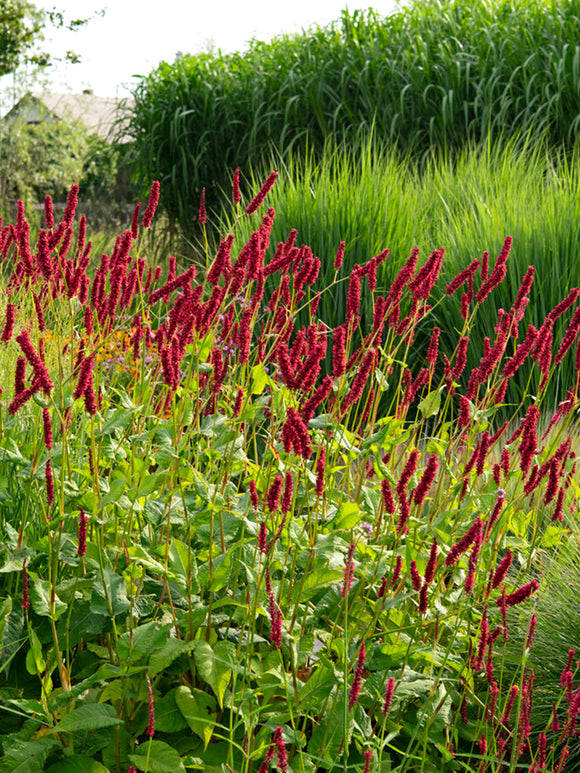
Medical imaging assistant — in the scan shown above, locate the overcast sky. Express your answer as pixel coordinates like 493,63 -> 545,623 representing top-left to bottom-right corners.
11,0 -> 403,99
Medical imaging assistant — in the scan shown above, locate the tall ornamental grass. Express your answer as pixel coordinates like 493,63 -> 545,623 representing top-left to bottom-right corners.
228,135 -> 580,417
128,0 -> 580,230
1,175 -> 580,772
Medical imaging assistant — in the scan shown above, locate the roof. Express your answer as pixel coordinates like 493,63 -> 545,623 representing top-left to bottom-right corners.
5,91 -> 134,142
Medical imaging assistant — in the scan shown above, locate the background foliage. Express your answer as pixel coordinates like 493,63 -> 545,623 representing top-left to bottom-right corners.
127,0 -> 580,234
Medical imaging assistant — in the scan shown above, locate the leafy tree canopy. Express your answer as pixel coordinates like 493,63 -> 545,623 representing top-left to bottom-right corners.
0,1 -> 102,78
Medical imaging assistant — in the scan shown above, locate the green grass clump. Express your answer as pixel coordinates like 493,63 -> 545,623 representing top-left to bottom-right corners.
1,179 -> 580,772
227,134 -> 580,417
128,0 -> 580,232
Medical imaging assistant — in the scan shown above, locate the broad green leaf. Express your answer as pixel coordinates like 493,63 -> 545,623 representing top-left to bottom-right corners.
45,758 -> 109,773
52,703 -> 123,733
331,501 -> 361,531
90,567 -> 130,617
291,569 -> 344,602
0,738 -> 60,773
129,739 -> 186,773
116,621 -> 167,662
154,688 -> 190,733
174,685 -> 217,749
417,385 -> 445,419
167,538 -> 192,581
30,580 -> 67,620
25,629 -> 45,675
148,638 -> 194,676
101,409 -> 132,434
250,363 -> 269,395
101,478 -> 130,507
0,596 -> 25,673
298,663 -> 336,709
192,640 -> 235,708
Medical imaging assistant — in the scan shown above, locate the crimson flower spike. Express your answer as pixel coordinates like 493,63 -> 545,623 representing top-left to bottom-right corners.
232,167 -> 241,204
246,170 -> 278,216
198,187 -> 207,225
349,642 -> 366,709
142,181 -> 160,228
475,236 -> 512,303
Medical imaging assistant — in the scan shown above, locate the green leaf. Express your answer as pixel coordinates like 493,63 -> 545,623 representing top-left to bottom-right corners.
174,686 -> 217,749
0,738 -> 60,773
116,621 -> 167,662
25,629 -> 45,675
192,640 -> 235,709
30,580 -> 67,620
129,739 -> 186,773
90,567 -> 130,617
417,385 -> 445,419
0,596 -> 25,673
154,688 -> 190,733
148,638 -> 194,676
250,363 -> 270,395
51,703 -> 123,733
331,501 -> 361,531
45,758 -> 109,773
292,569 -> 344,602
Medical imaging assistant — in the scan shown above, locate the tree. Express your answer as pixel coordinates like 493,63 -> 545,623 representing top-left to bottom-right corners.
0,0 -> 43,78
0,1 -> 101,79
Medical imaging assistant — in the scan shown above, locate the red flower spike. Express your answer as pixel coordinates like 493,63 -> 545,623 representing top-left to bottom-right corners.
273,727 -> 288,773
142,181 -> 160,228
377,577 -> 388,598
391,555 -> 403,588
258,522 -> 268,553
552,487 -> 565,522
334,241 -> 345,270
341,542 -> 356,598
496,579 -> 539,608
256,744 -> 275,773
267,475 -> 282,512
44,195 -> 54,229
346,267 -> 361,320
42,408 -> 53,450
311,450 -> 325,500
446,259 -> 480,296
446,518 -> 482,566
413,455 -> 439,506
427,327 -> 440,367
475,236 -> 512,303
281,471 -> 293,514
246,170 -> 278,216
382,677 -> 395,715
15,330 -> 53,394
397,449 -> 419,496
349,642 -> 366,709
424,539 -> 438,585
232,167 -> 241,204
77,509 -> 87,557
409,560 -> 421,591
1,302 -> 15,341
45,459 -> 54,506
491,550 -> 513,589
145,674 -> 155,737
198,187 -> 207,225
362,749 -> 373,773
130,203 -> 141,239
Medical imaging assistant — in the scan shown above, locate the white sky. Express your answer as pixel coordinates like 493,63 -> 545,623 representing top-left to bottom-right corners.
12,0 -> 402,99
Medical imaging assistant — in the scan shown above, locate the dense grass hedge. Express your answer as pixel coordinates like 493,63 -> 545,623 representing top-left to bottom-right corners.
224,135 -> 580,417
128,0 -> 580,232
